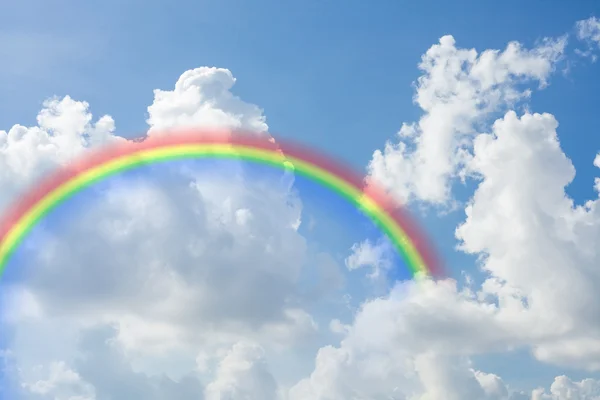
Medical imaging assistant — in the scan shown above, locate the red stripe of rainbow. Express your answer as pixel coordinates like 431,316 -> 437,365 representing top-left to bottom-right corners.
0,130 -> 442,280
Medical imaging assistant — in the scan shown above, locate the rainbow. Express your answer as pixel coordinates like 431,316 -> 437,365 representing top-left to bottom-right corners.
0,129 -> 441,280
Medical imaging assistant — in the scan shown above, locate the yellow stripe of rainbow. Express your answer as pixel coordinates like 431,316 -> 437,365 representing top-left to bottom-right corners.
0,142 -> 435,280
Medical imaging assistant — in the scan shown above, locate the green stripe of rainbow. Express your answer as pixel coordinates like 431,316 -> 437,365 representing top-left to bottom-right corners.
0,132 -> 441,280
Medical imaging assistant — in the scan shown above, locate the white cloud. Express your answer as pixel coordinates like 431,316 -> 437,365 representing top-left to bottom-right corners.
575,17 -> 600,62
345,238 -> 392,280
367,34 -> 566,205
576,17 -> 600,47
0,67 -> 319,399
288,280 -> 515,400
535,375 -> 600,399
0,96 -> 119,213
288,277 -> 600,399
205,341 -> 277,400
146,67 -> 268,135
456,110 -> 600,370
292,21 -> 600,400
23,361 -> 96,400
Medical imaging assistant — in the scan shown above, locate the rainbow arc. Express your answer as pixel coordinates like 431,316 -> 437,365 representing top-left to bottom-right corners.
0,130 -> 442,280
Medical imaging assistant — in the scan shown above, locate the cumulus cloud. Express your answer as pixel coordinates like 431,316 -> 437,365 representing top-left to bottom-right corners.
293,19 -> 600,400
457,111 -> 600,370
6,326 -> 204,400
23,362 -> 96,400
289,280 -> 516,399
367,34 -> 566,205
290,275 -> 600,399
0,96 -> 119,212
0,67 -> 317,399
533,375 -> 600,399
146,67 -> 268,135
205,341 -> 277,400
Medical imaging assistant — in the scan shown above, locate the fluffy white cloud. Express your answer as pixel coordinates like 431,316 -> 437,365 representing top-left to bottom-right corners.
205,341 -> 277,400
288,280 -> 516,400
532,375 -> 600,399
457,111 -> 600,370
289,275 -> 600,399
8,326 -> 205,400
0,96 -> 119,212
146,67 -> 268,135
23,362 -> 96,400
292,19 -> 600,400
0,67 -> 316,399
367,34 -> 566,205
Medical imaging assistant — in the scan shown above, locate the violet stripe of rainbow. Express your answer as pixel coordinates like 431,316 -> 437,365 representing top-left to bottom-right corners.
0,143 -> 430,280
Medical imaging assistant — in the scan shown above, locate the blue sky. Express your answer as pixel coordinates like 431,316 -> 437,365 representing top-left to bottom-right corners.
2,0 -> 600,398
1,0 -> 597,167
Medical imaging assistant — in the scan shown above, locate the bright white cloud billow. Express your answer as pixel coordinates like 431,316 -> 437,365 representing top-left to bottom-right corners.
0,67 -> 315,399
367,34 -> 566,205
146,67 -> 269,135
293,109 -> 600,399
3,18 -> 600,400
